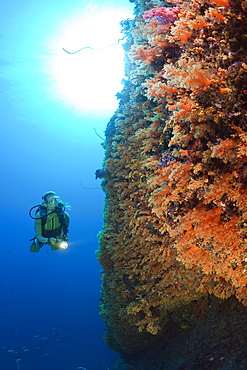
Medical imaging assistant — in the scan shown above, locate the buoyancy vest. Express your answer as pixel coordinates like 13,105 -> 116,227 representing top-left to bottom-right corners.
39,208 -> 68,238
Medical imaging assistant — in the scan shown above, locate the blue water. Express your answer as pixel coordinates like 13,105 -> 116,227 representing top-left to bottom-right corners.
0,1 -> 133,369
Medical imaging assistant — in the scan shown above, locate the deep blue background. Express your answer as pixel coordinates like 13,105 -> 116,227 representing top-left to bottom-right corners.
0,1 -> 133,369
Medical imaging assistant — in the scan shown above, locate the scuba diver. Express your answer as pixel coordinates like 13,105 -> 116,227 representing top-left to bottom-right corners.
29,191 -> 70,252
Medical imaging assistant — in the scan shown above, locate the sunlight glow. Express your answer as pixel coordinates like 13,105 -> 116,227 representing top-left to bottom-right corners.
46,5 -> 132,115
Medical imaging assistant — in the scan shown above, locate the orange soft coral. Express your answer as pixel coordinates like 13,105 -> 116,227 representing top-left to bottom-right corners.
130,45 -> 158,64
209,0 -> 230,6
98,0 -> 247,354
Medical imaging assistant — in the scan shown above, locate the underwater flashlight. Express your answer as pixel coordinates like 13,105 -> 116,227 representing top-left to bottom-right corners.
57,241 -> 68,249
48,238 -> 69,250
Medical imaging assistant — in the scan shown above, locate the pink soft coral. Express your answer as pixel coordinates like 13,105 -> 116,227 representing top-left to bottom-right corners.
143,7 -> 179,23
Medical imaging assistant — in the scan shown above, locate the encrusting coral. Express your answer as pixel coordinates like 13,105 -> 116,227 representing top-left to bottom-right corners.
97,0 -> 247,354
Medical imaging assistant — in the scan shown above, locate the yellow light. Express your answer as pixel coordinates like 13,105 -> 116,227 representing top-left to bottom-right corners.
59,241 -> 68,249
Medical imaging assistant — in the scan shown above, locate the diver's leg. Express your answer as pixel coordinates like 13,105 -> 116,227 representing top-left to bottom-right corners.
30,239 -> 44,253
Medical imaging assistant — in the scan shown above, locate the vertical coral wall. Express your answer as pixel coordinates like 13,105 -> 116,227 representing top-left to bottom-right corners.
97,0 -> 247,354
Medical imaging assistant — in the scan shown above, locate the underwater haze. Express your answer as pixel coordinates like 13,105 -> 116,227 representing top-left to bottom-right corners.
0,0 -> 133,369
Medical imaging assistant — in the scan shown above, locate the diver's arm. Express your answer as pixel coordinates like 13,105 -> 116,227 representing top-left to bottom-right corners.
65,212 -> 70,227
35,214 -> 49,244
60,212 -> 70,240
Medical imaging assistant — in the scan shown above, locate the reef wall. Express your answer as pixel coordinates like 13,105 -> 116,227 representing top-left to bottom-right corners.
97,0 -> 247,360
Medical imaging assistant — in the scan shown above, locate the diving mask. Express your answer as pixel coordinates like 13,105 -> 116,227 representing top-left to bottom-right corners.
47,196 -> 60,207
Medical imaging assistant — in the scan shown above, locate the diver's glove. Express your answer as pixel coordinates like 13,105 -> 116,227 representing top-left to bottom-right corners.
47,237 -> 56,246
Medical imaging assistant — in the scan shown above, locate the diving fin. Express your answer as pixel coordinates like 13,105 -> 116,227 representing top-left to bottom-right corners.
30,243 -> 40,252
